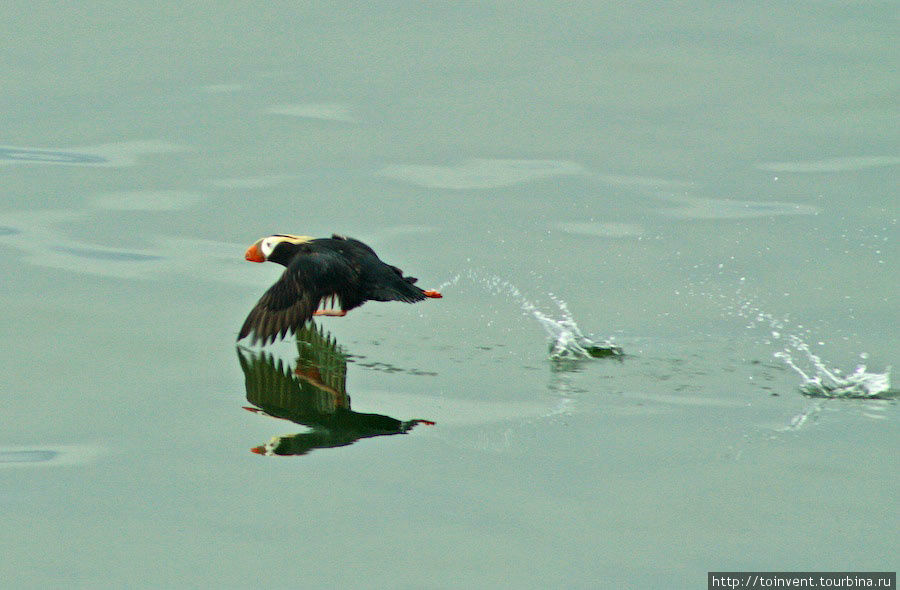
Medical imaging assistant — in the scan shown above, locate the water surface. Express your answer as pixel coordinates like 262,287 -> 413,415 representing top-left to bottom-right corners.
0,3 -> 896,588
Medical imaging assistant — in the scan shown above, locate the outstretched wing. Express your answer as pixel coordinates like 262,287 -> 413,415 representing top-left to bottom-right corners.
238,270 -> 315,345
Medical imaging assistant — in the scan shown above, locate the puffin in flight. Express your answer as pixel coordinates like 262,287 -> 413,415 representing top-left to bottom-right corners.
238,234 -> 442,344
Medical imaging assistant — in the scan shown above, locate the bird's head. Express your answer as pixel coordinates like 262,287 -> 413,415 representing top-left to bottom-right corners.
244,234 -> 313,264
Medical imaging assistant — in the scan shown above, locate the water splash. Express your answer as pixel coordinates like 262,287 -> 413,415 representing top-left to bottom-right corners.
465,270 -> 623,362
733,296 -> 891,398
686,265 -> 892,398
774,336 -> 891,398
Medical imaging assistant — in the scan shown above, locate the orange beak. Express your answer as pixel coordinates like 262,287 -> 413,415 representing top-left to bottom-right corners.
245,242 -> 265,263
250,446 -> 265,455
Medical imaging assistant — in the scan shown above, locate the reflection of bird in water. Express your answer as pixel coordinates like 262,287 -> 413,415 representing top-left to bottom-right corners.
238,323 -> 433,456
239,234 -> 442,345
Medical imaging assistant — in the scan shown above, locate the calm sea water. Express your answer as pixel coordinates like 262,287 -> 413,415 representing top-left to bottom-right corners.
1,4 -> 896,588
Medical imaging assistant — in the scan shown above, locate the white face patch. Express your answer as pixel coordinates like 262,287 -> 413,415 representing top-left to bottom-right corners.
255,234 -> 311,260
259,237 -> 279,258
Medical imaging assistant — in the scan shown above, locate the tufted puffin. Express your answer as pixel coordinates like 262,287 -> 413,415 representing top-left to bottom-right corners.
238,234 -> 442,344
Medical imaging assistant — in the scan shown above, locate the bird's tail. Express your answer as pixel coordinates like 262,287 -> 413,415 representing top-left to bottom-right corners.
371,276 -> 442,303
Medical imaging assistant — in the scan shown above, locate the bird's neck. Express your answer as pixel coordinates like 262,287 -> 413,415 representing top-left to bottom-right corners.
268,242 -> 302,266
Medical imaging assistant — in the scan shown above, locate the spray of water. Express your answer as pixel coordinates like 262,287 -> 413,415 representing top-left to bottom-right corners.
686,265 -> 892,398
773,336 -> 891,398
738,297 -> 890,398
444,270 -> 622,361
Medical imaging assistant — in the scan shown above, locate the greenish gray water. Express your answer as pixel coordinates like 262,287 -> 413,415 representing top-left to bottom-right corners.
0,3 -> 896,589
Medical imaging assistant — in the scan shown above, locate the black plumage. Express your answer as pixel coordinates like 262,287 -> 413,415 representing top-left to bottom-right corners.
238,234 -> 441,344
